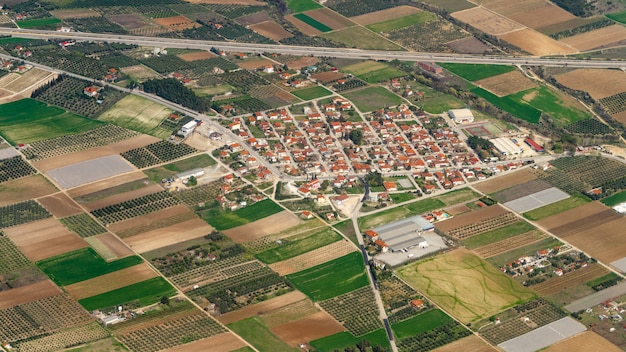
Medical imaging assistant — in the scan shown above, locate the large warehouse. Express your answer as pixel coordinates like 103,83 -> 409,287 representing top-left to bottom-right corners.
448,108 -> 474,124
373,215 -> 434,252
491,137 -> 523,157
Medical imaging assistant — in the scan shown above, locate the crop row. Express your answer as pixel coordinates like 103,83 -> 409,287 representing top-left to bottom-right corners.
22,125 -> 139,161
91,190 -> 180,225
319,286 -> 383,337
446,213 -> 519,240
165,254 -> 249,287
205,4 -> 265,19
219,70 -> 269,92
378,275 -> 427,324
533,168 -> 589,195
333,78 -> 368,92
0,234 -> 31,274
59,213 -> 107,238
550,155 -> 626,188
397,321 -> 472,352
15,322 -> 109,352
388,19 -> 468,53
216,96 -> 271,114
135,5 -> 178,18
564,118 -> 613,135
121,140 -> 198,169
25,47 -> 111,79
326,0 -> 394,17
64,16 -> 128,35
0,156 -> 37,183
174,178 -> 244,207
0,200 -> 51,229
599,92 -> 626,115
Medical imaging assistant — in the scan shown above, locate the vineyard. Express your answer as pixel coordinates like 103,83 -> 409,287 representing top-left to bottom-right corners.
378,275 -> 427,324
445,212 -> 519,240
325,0 -> 394,17
15,321 -> 109,352
219,70 -> 269,92
163,253 -> 248,287
396,320 -> 471,352
0,156 -> 37,183
599,92 -> 626,115
564,118 -> 613,135
550,155 -> 626,189
121,140 -> 198,168
216,95 -> 272,114
205,5 -> 265,19
533,168 -> 589,195
332,78 -> 368,92
22,125 -> 139,161
0,234 -> 31,274
90,190 -> 180,225
473,231 -> 547,258
0,200 -> 52,229
64,16 -> 128,34
59,213 -> 107,238
319,286 -> 383,336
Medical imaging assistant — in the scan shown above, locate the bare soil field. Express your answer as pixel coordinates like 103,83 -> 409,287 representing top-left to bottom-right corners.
109,14 -> 150,30
67,171 -> 147,199
558,217 -> 626,264
432,334 -> 498,352
447,37 -> 491,53
452,7 -> 524,35
561,25 -> 626,51
87,232 -> 135,260
237,11 -> 272,26
281,56 -> 319,70
531,263 -> 607,296
474,230 -> 547,258
64,263 -> 157,299
613,111 -> 626,125
484,0 -> 575,29
350,6 -> 422,25
271,311 -> 345,346
0,280 -> 60,309
435,205 -> 509,232
120,65 -> 162,81
543,331 -> 622,352
445,203 -> 470,216
305,8 -> 355,29
33,135 -> 159,172
475,70 -> 537,96
82,184 -> 163,211
474,168 -> 537,194
163,333 -> 247,352
123,218 -> 213,253
223,211 -> 301,243
492,179 -> 552,203
187,0 -> 265,4
37,193 -> 83,218
311,71 -> 345,83
236,57 -> 275,70
4,68 -> 53,93
499,28 -> 577,55
216,290 -> 307,325
260,299 -> 318,327
555,69 -> 626,100
538,202 -> 620,237
0,174 -> 58,206
4,218 -> 73,246
285,14 -> 321,36
250,20 -> 293,41
177,51 -> 216,62
154,15 -> 200,31
269,240 -> 356,275
107,204 -> 192,236
0,73 -> 18,87
22,234 -> 88,262
50,8 -> 100,19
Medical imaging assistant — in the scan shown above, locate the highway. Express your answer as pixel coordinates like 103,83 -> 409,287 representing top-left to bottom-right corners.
1,28 -> 626,69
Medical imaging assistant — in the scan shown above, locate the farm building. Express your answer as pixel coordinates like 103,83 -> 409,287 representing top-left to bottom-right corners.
448,108 -> 474,124
175,168 -> 205,182
177,120 -> 197,137
417,62 -> 443,75
372,215 -> 434,252
524,137 -> 544,152
491,138 -> 523,157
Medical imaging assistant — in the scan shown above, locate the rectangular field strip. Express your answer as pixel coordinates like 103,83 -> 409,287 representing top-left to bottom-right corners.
530,263 -> 607,296
78,277 -> 176,311
445,212 -> 519,240
0,234 -> 32,273
90,190 -> 180,225
319,286 -> 383,336
473,231 -> 547,258
59,213 -> 107,238
15,321 -> 109,352
0,156 -> 37,183
0,200 -> 52,229
121,140 -> 198,169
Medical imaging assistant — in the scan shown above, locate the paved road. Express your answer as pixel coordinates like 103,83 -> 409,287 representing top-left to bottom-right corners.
2,28 -> 626,69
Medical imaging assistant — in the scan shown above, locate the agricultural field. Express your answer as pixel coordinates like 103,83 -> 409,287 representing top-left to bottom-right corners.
228,317 -> 298,352
392,309 -> 451,339
286,252 -> 369,301
304,8 -> 355,30
78,276 -> 175,311
291,86 -> 332,100
463,221 -> 535,249
499,28 -> 576,56
343,86 -> 403,112
508,86 -> 591,124
0,200 -> 52,229
397,249 -> 535,324
249,20 -> 293,41
561,24 -> 626,51
18,17 -> 62,29
285,0 -> 322,13
325,0 -> 394,17
385,18 -> 469,52
358,197 -> 444,230
98,95 -> 173,139
121,140 -> 198,169
523,195 -> 590,221
471,87 -> 542,123
367,12 -> 435,33
293,13 -> 332,32
15,321 -> 109,352
269,239 -> 356,276
59,213 -> 108,238
531,263 -> 608,296
121,64 -> 162,82
37,193 -> 82,218
310,329 -> 390,352
473,230 -> 547,259
601,189 -> 626,206
144,153 -> 215,182
435,205 -> 518,240
319,286 -> 382,336
451,7 -> 524,36
441,63 -> 516,82
321,26 -> 404,50
475,70 -> 537,96
203,199 -> 284,230
0,234 -> 32,276
543,331 -> 623,352
417,87 -> 466,113
256,228 -> 342,264
343,61 -> 406,83
90,190 -> 180,225
550,155 -> 626,191
492,179 -> 552,203
0,156 -> 37,185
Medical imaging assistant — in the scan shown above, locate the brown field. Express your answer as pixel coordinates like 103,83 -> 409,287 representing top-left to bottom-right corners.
50,8 -> 100,19
22,234 -> 88,262
186,0 -> 265,4
452,7 -> 525,35
67,171 -> 147,199
305,8 -> 355,30
217,290 -> 307,325
269,240 -> 356,275
237,11 -> 272,26
82,184 -> 163,211
107,204 -> 192,236
271,311 -> 345,346
474,168 -> 537,194
64,263 -> 157,299
223,211 -> 301,243
109,14 -> 150,30
177,51 -> 216,62
250,20 -> 293,41
562,25 -> 626,52
260,299 -> 318,327
120,64 -> 162,81
492,179 -> 552,203
435,205 -> 509,233
123,218 -> 214,253
86,232 -> 135,261
431,334 -> 498,352
531,263 -> 607,296
475,70 -> 538,96
0,73 -> 18,87
236,57 -> 276,70
163,333 -> 247,352
350,6 -> 422,25
499,28 -> 576,55
445,203 -> 470,216
37,193 -> 83,218
555,69 -> 626,100
447,37 -> 491,54
538,202 -> 619,237
33,134 -> 159,172
154,15 -> 200,31
0,174 -> 58,206
613,111 -> 626,125
558,217 -> 626,264
0,280 -> 60,309
483,0 -> 575,29
281,56 -> 319,70
4,68 -> 54,93
474,230 -> 547,258
285,14 -> 321,36
544,331 -> 622,352
311,71 -> 345,83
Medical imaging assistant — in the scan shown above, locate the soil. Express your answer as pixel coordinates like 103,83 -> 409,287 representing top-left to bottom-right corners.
538,202 -> 617,235
63,263 -> 157,299
4,68 -> 54,93
305,8 -> 355,30
162,333 -> 247,352
123,218 -> 214,253
447,37 -> 491,54
82,184 -> 164,211
177,51 -> 216,62
612,111 -> 626,125
557,217 -> 626,264
435,205 -> 509,232
67,171 -> 147,199
271,311 -> 345,346
499,28 -> 577,55
544,331 -> 622,352
236,57 -> 275,70
223,211 -> 301,243
282,56 -> 320,70
491,179 -> 552,203
4,218 -> 72,246
154,15 -> 199,30
452,7 -> 525,35
109,14 -> 150,30
20,234 -> 88,262
236,11 -> 272,26
285,14 -> 321,36
107,205 -> 193,236
474,168 -> 537,194
445,203 -> 471,216
0,174 -> 58,206
90,232 -> 135,259
474,231 -> 546,258
561,25 -> 626,52
50,8 -> 100,19
269,240 -> 356,275
555,69 -> 626,100
216,290 -> 307,325
350,6 -> 422,25
475,70 -> 537,96
431,334 -> 498,352
120,65 -> 162,81
249,21 -> 293,41
486,0 -> 575,29
37,193 -> 83,218
311,71 -> 344,83
0,280 -> 61,309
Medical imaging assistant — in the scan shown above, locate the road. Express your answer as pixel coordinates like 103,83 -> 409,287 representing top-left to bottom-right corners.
2,28 -> 626,69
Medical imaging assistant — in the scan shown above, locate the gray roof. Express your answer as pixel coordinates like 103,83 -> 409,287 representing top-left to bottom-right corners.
374,215 -> 434,251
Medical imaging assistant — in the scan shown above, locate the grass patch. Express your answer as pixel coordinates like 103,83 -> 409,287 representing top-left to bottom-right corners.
37,248 -> 143,286
321,26 -> 403,51
256,228 -> 342,264
18,17 -> 62,29
470,87 -> 542,124
343,86 -> 403,112
367,12 -> 435,32
291,86 -> 332,100
586,272 -> 620,287
228,317 -> 298,352
334,219 -> 358,245
440,63 -> 515,81
0,98 -> 103,145
391,309 -> 451,339
98,95 -> 173,139
607,10 -> 626,24
286,252 -> 368,301
358,197 -> 444,230
193,84 -> 233,97
204,199 -> 283,230
343,61 -> 406,84
285,0 -> 322,13
435,188 -> 480,206
523,195 -> 591,221
78,277 -> 175,311
601,189 -> 626,206
418,0 -> 475,11
463,221 -> 535,249
507,86 -> 590,125
144,154 -> 215,183
310,329 -> 390,351
389,192 -> 416,203
294,13 -> 332,32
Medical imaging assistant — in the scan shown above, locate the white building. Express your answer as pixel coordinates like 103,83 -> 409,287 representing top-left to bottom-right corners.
175,168 -> 205,182
177,120 -> 197,137
448,108 -> 474,124
491,137 -> 523,157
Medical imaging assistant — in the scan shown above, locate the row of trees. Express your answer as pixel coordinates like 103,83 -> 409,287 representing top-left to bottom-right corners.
143,78 -> 211,112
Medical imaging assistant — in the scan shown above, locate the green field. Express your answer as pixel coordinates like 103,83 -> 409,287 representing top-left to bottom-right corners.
204,199 -> 283,230
436,188 -> 480,206
291,86 -> 332,100
37,248 -> 143,286
310,329 -> 390,351
367,12 -> 435,32
286,252 -> 368,301
193,84 -> 234,97
607,10 -> 626,24
78,277 -> 175,311
391,309 -> 451,339
98,95 -> 173,139
293,13 -> 332,32
144,153 -> 215,183
440,63 -> 515,81
358,197 -> 444,230
256,228 -> 342,264
0,99 -> 103,144
228,317 -> 298,352
321,26 -> 403,51
343,61 -> 406,83
463,221 -> 535,249
601,189 -> 626,206
285,0 -> 322,12
523,195 -> 591,221
343,86 -> 404,112
389,192 -> 416,203
470,87 -> 542,123
507,86 -> 590,125
18,17 -> 62,29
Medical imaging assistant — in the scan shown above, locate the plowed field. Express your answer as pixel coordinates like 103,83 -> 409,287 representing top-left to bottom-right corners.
452,7 -> 524,35
162,333 -> 247,352
269,240 -> 356,275
217,290 -> 307,325
473,230 -> 547,258
499,28 -> 576,55
123,218 -> 213,253
432,334 -> 497,352
544,331 -> 622,352
223,211 -> 301,243
64,263 -> 157,299
562,25 -> 626,52
0,174 -> 58,206
250,21 -> 293,41
0,280 -> 60,309
271,311 -> 345,346
37,193 -> 83,217
555,69 -> 626,100
474,168 -> 537,194
475,70 -> 537,96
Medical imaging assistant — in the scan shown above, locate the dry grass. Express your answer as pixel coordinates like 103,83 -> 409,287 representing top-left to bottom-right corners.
555,69 -> 626,99
350,6 -> 422,25
0,174 -> 58,206
543,331 -> 622,352
561,25 -> 626,52
475,70 -> 537,96
499,28 -> 576,55
452,7 -> 524,35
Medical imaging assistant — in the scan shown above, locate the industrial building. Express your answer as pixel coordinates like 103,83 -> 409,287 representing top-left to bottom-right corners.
447,108 -> 474,124
175,168 -> 205,182
491,137 -> 523,157
372,215 -> 434,252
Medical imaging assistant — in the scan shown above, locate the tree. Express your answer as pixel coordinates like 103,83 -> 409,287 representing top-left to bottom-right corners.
349,129 -> 364,145
187,176 -> 198,186
365,171 -> 383,187
160,296 -> 170,305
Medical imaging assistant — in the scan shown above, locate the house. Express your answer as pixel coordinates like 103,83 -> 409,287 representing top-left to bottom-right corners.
333,194 -> 349,205
417,62 -> 442,75
300,210 -> 314,219
291,80 -> 304,88
410,299 -> 425,309
383,181 -> 397,192
537,249 -> 549,257
298,186 -> 311,197
554,268 -> 564,276
83,86 -> 100,97
263,65 -> 274,73
364,230 -> 379,241
375,239 -> 389,252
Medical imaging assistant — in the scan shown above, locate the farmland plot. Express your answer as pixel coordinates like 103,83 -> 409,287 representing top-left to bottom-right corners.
322,26 -> 403,50
123,217 -> 214,253
435,205 -> 518,240
271,311 -> 345,346
475,70 -> 537,96
85,232 -> 135,261
217,290 -> 308,325
223,210 -> 302,242
269,239 -> 356,276
15,321 -> 109,352
0,156 -> 37,184
561,25 -> 626,51
37,193 -> 82,218
78,276 -> 176,311
319,286 -> 382,336
47,155 -> 135,189
99,95 -> 173,139
484,0 -> 576,29
451,7 -> 524,35
473,230 -> 547,258
0,280 -> 60,309
555,69 -> 626,100
121,140 -> 198,169
350,6 -> 422,25
63,263 -> 157,300
499,28 -> 576,55
0,200 -> 52,229
249,21 -> 293,41
90,190 -> 180,225
531,263 -> 607,296
543,331 -> 622,352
